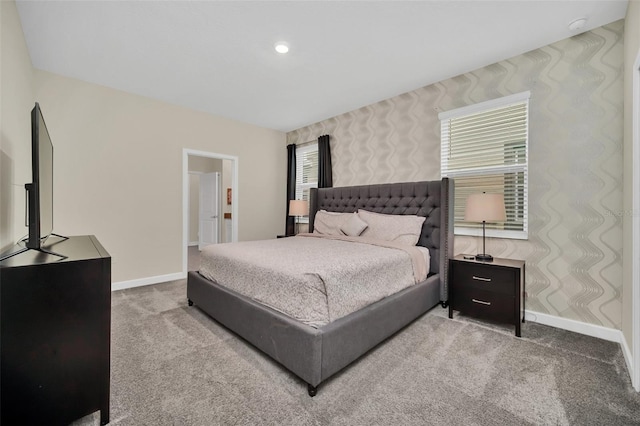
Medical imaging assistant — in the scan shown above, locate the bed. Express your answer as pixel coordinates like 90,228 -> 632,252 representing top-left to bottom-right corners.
186,178 -> 453,396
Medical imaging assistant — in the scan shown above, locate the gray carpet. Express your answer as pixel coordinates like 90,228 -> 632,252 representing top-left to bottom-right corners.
75,251 -> 640,425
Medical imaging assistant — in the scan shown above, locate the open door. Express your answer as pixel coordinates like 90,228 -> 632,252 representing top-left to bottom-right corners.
199,172 -> 220,250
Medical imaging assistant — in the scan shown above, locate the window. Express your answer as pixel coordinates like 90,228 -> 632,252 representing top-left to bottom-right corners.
295,143 -> 318,222
440,92 -> 529,239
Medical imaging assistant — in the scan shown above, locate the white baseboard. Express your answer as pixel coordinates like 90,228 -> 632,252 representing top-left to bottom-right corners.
524,310 -> 622,343
620,334 -> 635,388
525,310 -> 637,389
188,241 -> 198,247
112,272 -> 186,291
524,311 -> 640,391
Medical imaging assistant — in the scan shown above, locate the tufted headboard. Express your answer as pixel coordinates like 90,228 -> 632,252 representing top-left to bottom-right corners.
309,178 -> 454,302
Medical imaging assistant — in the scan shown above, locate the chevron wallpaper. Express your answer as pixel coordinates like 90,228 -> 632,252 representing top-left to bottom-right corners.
287,21 -> 625,330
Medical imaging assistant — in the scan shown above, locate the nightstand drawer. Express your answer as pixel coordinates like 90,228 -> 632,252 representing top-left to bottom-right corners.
454,288 -> 515,323
452,263 -> 516,296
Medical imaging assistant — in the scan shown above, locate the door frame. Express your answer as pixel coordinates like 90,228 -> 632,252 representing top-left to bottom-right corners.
632,51 -> 640,392
182,149 -> 238,275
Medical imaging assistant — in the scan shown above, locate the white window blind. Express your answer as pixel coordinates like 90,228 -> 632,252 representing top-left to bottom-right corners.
295,143 -> 318,222
440,92 -> 530,239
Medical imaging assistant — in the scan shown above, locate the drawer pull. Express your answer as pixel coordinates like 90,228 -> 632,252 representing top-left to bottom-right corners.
472,276 -> 492,282
472,298 -> 491,306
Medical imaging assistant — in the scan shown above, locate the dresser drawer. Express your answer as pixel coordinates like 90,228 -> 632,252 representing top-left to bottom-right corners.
453,287 -> 515,323
452,263 -> 516,296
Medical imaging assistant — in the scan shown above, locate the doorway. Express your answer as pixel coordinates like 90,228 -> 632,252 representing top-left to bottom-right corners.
182,149 -> 238,275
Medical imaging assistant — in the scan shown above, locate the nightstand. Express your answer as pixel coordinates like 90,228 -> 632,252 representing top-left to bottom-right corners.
448,255 -> 525,337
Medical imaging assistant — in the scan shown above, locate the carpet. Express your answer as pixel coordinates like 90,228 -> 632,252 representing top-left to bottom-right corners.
74,278 -> 640,425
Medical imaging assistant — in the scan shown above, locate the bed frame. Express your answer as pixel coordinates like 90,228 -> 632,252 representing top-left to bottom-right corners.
187,178 -> 453,396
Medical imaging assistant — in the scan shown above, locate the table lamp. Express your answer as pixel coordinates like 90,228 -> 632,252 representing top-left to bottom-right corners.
464,192 -> 506,262
289,200 -> 309,235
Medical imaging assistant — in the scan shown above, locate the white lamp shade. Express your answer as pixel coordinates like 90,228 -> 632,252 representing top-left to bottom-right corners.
289,200 -> 309,216
464,193 -> 506,223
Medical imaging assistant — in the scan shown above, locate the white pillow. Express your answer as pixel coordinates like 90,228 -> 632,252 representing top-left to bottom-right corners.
313,210 -> 352,236
340,212 -> 368,237
357,209 -> 425,246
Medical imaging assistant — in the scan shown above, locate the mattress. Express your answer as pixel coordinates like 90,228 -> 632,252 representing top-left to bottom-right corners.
199,234 -> 430,328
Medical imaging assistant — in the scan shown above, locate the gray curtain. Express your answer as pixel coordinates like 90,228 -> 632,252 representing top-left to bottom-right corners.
318,135 -> 332,188
286,144 -> 296,236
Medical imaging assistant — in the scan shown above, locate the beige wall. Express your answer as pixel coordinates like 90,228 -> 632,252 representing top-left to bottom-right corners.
623,1 -> 640,353
0,0 -> 34,251
1,0 -> 286,283
23,70 -> 286,283
289,21 -> 625,330
35,71 -> 286,282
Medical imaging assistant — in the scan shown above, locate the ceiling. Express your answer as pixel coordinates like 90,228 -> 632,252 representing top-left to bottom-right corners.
16,1 -> 628,133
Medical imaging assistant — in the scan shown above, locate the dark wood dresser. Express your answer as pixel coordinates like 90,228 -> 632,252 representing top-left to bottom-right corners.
448,254 -> 525,337
0,235 -> 111,425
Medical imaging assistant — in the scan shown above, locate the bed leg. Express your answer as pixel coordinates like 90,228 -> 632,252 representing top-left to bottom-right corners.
307,384 -> 318,397
188,299 -> 193,306
440,301 -> 449,308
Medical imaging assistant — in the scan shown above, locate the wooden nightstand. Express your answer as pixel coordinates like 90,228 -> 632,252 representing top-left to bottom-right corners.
448,255 -> 525,337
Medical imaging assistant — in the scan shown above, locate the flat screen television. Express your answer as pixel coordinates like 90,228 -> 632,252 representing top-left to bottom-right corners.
26,102 -> 54,249
0,103 -> 66,262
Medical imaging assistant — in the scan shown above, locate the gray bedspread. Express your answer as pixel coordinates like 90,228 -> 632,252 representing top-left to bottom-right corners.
199,235 -> 429,328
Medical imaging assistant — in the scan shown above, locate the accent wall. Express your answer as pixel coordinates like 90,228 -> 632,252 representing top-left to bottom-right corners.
287,21 -> 625,330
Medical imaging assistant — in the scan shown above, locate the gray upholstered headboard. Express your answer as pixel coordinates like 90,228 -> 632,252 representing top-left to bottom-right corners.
309,178 -> 454,303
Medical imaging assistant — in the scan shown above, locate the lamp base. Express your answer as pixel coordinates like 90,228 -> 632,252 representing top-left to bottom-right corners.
475,254 -> 494,262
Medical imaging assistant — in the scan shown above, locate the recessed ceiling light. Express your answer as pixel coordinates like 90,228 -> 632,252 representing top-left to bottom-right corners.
274,42 -> 289,54
568,18 -> 588,31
